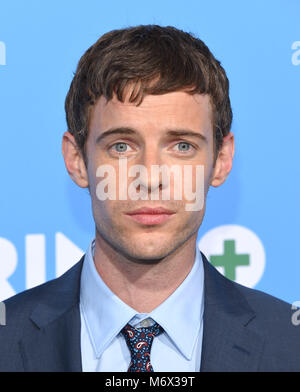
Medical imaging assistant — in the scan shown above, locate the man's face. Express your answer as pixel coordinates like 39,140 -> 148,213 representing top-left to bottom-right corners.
78,90 -> 230,262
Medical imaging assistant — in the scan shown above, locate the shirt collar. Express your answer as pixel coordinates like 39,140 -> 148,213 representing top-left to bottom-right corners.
80,239 -> 204,360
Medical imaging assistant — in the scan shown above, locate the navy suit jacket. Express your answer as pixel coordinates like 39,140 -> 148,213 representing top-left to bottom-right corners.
1,253 -> 300,372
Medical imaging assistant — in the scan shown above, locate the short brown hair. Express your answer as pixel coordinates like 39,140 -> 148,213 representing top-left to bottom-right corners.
65,25 -> 232,162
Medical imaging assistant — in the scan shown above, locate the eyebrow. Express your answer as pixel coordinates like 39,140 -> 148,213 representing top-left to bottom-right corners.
95,127 -> 207,144
165,130 -> 207,143
95,127 -> 137,144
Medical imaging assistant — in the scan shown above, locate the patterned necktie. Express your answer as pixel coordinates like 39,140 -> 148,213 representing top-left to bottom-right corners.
120,322 -> 164,372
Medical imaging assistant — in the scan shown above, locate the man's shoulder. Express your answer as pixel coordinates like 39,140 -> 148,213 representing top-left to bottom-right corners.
5,258 -> 83,303
0,258 -> 84,371
223,273 -> 300,347
202,258 -> 300,370
1,258 -> 84,335
233,278 -> 295,320
202,252 -> 296,321
203,254 -> 300,340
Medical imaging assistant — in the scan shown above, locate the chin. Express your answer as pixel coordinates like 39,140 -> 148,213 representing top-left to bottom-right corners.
120,239 -> 177,263
125,251 -> 168,264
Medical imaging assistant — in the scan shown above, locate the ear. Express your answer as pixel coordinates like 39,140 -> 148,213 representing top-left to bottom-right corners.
210,132 -> 235,187
62,131 -> 89,188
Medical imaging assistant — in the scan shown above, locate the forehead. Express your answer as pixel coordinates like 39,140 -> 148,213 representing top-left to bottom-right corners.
89,91 -> 213,138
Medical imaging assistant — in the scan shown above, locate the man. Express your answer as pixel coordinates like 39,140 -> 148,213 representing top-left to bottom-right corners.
1,25 -> 299,372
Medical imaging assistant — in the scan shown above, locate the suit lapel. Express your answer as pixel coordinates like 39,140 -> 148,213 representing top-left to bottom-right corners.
19,258 -> 84,372
200,254 -> 265,372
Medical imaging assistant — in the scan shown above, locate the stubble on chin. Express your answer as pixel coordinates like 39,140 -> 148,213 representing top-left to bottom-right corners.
95,210 -> 202,265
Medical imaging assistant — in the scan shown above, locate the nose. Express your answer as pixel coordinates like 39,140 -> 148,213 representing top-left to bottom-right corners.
134,145 -> 167,198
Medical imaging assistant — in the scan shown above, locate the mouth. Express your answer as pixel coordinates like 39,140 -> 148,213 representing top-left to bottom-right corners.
125,207 -> 176,226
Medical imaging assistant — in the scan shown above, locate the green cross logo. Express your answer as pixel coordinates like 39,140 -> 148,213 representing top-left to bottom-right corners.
210,240 -> 250,281
199,225 -> 265,288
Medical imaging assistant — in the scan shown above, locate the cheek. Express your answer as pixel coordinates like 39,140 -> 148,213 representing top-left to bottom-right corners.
91,199 -> 121,237
172,164 -> 212,203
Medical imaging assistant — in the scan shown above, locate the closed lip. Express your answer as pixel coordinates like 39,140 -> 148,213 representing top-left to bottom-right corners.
125,207 -> 175,215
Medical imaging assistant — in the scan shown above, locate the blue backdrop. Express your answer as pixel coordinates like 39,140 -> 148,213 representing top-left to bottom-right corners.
0,0 -> 299,304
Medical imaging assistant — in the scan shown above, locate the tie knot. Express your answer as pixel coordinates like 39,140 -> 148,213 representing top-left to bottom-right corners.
121,322 -> 164,340
120,322 -> 164,372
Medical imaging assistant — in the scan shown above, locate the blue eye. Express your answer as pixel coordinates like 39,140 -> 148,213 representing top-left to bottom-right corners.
175,142 -> 192,152
111,142 -> 132,153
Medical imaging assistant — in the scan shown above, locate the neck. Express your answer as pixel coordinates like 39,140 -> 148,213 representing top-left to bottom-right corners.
93,231 -> 197,313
